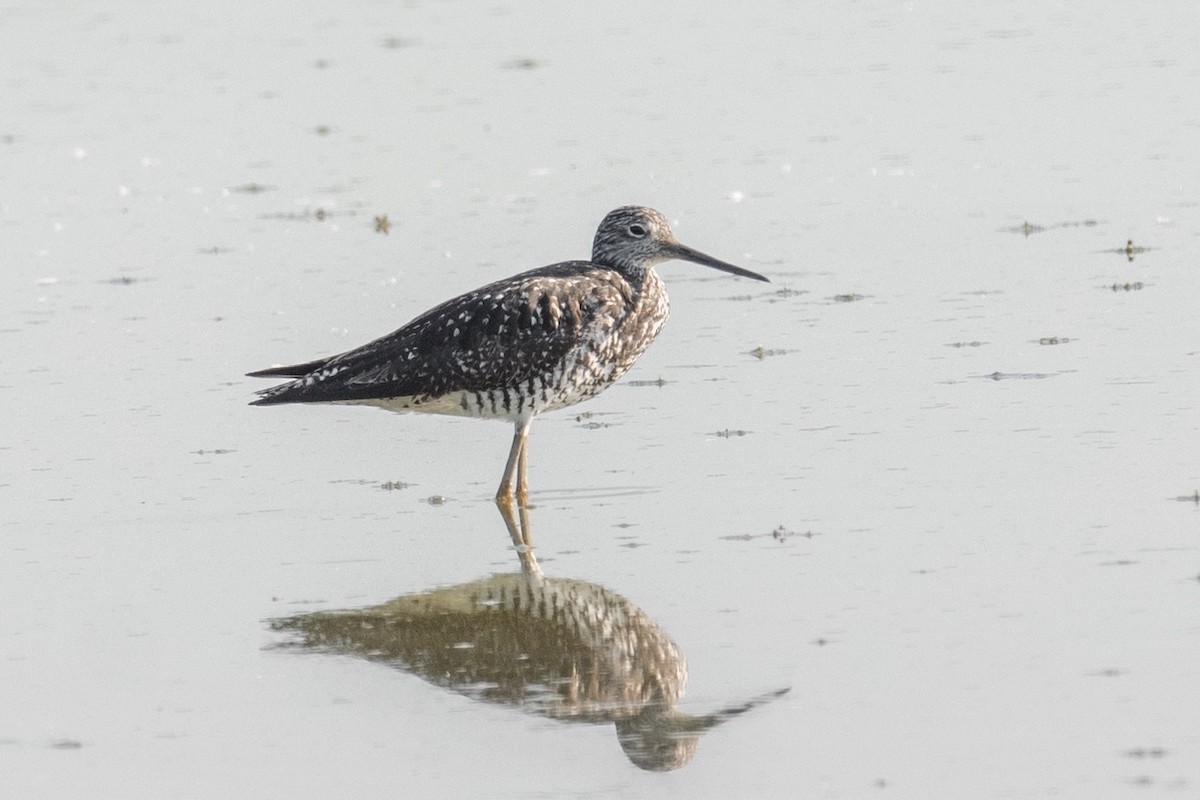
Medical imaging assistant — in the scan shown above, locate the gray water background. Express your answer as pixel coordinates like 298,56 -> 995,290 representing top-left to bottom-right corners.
2,1 -> 1198,797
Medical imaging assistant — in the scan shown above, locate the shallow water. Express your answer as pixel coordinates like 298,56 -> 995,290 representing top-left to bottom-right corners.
3,1 -> 1198,797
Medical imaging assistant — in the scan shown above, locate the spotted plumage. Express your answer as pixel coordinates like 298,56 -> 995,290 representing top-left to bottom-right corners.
249,206 -> 768,504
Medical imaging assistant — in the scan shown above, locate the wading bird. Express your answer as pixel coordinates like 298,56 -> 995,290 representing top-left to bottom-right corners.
248,206 -> 768,505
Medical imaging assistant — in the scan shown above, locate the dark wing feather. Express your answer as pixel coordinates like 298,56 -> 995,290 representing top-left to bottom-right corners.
246,357 -> 335,379
249,262 -> 633,406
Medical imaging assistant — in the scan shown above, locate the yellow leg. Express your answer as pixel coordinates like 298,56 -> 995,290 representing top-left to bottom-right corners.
496,417 -> 532,504
515,429 -> 530,506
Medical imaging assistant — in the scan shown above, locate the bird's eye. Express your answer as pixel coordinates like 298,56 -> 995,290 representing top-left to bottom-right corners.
627,224 -> 648,238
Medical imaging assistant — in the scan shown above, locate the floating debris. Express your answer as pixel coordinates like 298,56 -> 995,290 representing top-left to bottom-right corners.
1099,239 -> 1150,261
503,57 -> 541,70
570,411 -> 616,427
374,214 -> 391,235
259,207 -> 350,222
1087,668 -> 1128,678
380,36 -> 417,49
1000,219 -> 1100,236
229,182 -> 272,194
978,371 -> 1054,381
1124,239 -> 1148,260
720,525 -> 818,543
48,739 -> 83,750
1123,748 -> 1169,759
749,345 -> 795,360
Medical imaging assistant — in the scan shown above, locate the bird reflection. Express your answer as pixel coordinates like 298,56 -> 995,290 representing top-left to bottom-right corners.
269,503 -> 788,771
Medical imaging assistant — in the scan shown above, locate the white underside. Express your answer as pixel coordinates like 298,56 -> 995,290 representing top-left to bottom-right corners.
332,390 -> 544,422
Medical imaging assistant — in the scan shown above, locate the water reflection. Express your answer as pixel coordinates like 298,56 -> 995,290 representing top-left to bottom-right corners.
270,503 -> 788,771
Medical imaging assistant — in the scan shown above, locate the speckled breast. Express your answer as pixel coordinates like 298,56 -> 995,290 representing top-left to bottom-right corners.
531,268 -> 669,413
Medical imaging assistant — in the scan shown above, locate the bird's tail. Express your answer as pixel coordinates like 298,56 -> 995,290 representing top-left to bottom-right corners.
246,356 -> 333,379
246,356 -> 338,406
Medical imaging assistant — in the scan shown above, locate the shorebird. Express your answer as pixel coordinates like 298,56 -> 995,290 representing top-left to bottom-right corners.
248,206 -> 768,504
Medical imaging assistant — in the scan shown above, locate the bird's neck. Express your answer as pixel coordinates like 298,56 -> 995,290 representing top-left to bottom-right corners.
607,261 -> 656,293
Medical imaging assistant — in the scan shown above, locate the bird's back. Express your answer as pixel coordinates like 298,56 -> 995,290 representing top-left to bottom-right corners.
250,261 -> 669,418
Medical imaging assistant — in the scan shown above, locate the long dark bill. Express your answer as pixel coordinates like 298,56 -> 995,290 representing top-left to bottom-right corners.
669,242 -> 770,282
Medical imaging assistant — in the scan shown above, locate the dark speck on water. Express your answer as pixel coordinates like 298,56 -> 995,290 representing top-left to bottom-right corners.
49,739 -> 83,750
1001,218 -> 1100,236
1123,748 -> 1169,759
980,371 -> 1054,381
380,36 -> 416,49
750,345 -> 795,359
260,208 -> 344,222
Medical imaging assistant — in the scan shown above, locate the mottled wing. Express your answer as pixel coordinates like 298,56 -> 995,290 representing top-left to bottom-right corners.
249,262 -> 634,406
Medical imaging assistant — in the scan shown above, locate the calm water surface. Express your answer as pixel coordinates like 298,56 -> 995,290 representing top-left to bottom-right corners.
2,1 -> 1197,797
